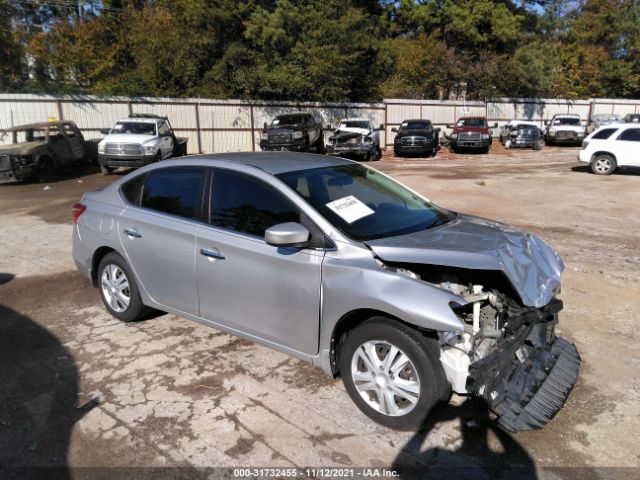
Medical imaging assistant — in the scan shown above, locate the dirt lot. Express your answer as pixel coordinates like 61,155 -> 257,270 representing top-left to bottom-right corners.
1,144 -> 639,480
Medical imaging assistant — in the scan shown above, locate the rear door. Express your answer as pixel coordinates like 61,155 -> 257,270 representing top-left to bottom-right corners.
614,128 -> 640,166
195,168 -> 324,355
118,166 -> 206,315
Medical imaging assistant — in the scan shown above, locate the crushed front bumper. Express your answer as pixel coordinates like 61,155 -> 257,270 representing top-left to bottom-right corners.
326,144 -> 374,157
467,302 -> 580,432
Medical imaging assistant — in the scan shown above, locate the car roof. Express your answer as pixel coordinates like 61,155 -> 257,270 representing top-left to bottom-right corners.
457,116 -> 486,120
340,118 -> 371,122
161,152 -> 356,175
402,119 -> 431,123
117,117 -> 161,123
553,114 -> 580,117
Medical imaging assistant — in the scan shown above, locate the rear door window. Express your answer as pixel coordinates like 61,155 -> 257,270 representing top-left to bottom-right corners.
617,128 -> 640,142
592,128 -> 618,140
141,168 -> 205,219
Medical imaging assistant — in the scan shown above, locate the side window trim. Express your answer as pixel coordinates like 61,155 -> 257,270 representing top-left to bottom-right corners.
122,166 -> 208,223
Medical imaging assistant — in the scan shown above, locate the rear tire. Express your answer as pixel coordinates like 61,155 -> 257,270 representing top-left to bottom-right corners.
98,252 -> 149,322
591,154 -> 616,175
339,318 -> 447,430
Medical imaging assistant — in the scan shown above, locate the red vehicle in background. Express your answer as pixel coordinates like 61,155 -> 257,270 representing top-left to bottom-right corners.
447,116 -> 497,153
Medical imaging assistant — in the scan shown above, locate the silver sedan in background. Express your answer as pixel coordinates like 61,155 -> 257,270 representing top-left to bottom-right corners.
72,152 -> 580,432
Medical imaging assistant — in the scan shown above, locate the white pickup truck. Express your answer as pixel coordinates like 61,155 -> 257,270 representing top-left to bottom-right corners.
544,114 -> 586,146
97,114 -> 188,174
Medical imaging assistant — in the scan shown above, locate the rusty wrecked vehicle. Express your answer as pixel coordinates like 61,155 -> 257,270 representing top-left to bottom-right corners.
0,121 -> 98,183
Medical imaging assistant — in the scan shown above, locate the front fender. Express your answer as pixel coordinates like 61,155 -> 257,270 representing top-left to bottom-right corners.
319,243 -> 464,355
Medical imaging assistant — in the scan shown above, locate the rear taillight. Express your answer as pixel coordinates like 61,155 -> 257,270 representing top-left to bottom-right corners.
72,203 -> 87,224
581,141 -> 589,150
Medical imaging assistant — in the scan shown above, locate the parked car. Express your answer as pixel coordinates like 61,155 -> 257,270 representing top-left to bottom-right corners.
392,119 -> 439,157
259,113 -> 324,153
447,117 -> 496,153
0,120 -> 98,183
97,114 -> 188,175
544,114 -> 585,146
578,123 -> 640,175
326,118 -> 383,161
72,152 -> 580,432
623,113 -> 640,124
586,113 -> 622,134
498,120 -> 543,150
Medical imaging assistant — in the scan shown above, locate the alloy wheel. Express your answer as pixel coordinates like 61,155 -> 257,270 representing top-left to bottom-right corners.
594,158 -> 612,173
350,340 -> 421,416
101,264 -> 131,313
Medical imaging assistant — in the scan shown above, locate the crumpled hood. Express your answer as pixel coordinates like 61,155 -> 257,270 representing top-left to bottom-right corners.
100,133 -> 157,146
0,141 -> 45,155
365,214 -> 564,308
330,130 -> 365,141
334,126 -> 371,136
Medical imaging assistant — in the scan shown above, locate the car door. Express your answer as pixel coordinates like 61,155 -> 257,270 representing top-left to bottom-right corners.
196,168 -> 324,355
61,123 -> 85,161
118,167 -> 206,315
158,121 -> 174,158
614,128 -> 640,166
47,125 -> 73,164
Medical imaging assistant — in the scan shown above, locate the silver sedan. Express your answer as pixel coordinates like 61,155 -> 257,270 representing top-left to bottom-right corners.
72,152 -> 580,431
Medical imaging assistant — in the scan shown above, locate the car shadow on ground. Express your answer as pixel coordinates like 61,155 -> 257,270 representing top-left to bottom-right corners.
391,398 -> 537,480
571,165 -> 640,176
0,295 -> 95,479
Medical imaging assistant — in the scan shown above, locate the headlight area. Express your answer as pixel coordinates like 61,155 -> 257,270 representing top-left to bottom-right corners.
144,144 -> 158,155
14,155 -> 35,168
291,131 -> 304,139
374,257 -> 580,432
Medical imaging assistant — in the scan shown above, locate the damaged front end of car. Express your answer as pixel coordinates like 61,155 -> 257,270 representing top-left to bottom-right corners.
377,260 -> 581,432
327,130 -> 376,159
367,216 -> 581,432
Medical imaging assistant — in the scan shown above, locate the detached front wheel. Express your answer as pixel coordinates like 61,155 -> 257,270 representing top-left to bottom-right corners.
339,318 -> 448,430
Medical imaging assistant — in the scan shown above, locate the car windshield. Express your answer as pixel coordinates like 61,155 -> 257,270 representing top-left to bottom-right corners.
339,121 -> 371,130
553,117 -> 580,126
112,122 -> 156,135
400,121 -> 431,131
278,164 -> 455,241
456,118 -> 487,128
273,115 -> 309,127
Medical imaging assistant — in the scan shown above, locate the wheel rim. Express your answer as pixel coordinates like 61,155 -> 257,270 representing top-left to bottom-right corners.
101,264 -> 131,312
350,340 -> 421,417
594,158 -> 611,173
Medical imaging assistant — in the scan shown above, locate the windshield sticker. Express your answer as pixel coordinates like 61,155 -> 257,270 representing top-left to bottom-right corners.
326,195 -> 374,224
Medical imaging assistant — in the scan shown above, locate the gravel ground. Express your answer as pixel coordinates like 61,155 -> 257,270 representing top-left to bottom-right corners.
0,144 -> 638,480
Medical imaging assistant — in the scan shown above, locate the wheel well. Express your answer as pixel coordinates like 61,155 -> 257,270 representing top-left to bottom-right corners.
37,154 -> 54,166
329,308 -> 438,378
591,151 -> 616,163
91,246 -> 116,286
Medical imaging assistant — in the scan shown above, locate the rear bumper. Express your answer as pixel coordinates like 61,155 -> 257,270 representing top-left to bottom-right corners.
99,153 -> 156,168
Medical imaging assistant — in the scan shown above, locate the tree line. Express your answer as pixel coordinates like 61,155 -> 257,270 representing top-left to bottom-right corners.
1,0 -> 638,101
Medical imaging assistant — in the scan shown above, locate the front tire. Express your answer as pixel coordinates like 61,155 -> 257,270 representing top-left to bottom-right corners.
37,158 -> 57,183
591,154 -> 616,175
339,318 -> 447,430
98,252 -> 148,322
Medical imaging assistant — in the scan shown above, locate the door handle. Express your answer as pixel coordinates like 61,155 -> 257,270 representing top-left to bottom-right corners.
122,228 -> 142,238
200,248 -> 225,260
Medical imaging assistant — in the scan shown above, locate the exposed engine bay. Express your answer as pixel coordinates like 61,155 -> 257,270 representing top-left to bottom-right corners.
380,260 -> 581,432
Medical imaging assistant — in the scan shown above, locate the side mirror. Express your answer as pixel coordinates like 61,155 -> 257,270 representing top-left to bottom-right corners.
391,128 -> 397,132
446,124 -> 452,129
100,128 -> 110,135
378,124 -> 384,131
435,127 -> 441,133
265,222 -> 310,248
263,122 -> 268,130
544,121 -> 549,126
493,122 -> 498,128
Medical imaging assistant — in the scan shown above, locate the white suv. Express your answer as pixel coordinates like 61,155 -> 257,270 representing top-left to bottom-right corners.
578,123 -> 640,175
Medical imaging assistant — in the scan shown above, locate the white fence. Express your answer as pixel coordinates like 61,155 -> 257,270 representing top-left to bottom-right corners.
1,93 -> 639,152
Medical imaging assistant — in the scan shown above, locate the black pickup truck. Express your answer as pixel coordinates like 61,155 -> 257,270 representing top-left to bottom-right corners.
392,119 -> 440,157
260,113 -> 325,153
